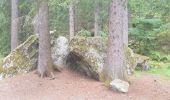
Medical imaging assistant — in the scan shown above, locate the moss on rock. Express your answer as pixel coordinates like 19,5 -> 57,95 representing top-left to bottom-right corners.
67,36 -> 137,81
1,35 -> 38,78
67,36 -> 107,80
123,45 -> 137,75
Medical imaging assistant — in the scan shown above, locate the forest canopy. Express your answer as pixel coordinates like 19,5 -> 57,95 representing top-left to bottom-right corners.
0,0 -> 169,57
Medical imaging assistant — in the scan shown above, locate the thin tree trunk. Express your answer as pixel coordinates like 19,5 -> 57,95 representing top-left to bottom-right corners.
69,2 -> 75,41
11,0 -> 19,50
32,0 -> 40,35
101,0 -> 128,82
32,12 -> 39,34
37,0 -> 53,78
94,1 -> 100,37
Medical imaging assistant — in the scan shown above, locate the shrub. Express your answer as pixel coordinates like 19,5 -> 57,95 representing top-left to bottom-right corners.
77,29 -> 92,37
150,51 -> 161,61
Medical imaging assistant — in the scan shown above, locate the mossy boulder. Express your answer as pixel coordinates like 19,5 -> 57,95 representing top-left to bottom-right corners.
67,36 -> 107,80
0,35 -> 69,79
123,45 -> 137,75
1,35 -> 38,79
67,36 -> 137,80
135,54 -> 150,63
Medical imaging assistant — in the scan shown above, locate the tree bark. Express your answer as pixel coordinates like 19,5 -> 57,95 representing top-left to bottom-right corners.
101,0 -> 128,82
94,1 -> 100,37
11,0 -> 19,50
123,0 -> 128,45
69,2 -> 75,41
37,0 -> 53,78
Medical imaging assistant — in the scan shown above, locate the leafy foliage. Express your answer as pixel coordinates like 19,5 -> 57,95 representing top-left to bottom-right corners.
0,0 -> 10,56
76,29 -> 91,37
148,61 -> 170,79
129,18 -> 162,55
0,0 -> 169,58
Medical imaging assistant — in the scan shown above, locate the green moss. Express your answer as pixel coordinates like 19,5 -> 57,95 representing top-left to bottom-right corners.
2,35 -> 38,78
3,67 -> 18,75
68,36 -> 106,80
0,67 -> 3,73
0,55 -> 4,73
69,36 -> 136,82
123,45 -> 137,75
99,68 -> 117,85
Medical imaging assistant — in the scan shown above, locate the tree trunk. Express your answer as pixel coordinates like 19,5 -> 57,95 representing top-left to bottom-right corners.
37,0 -> 53,78
123,0 -> 128,45
32,0 -> 40,35
32,12 -> 39,34
69,2 -> 75,41
11,0 -> 19,50
94,1 -> 100,37
101,0 -> 128,82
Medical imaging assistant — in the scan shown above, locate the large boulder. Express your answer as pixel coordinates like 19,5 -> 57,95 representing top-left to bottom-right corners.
66,36 -> 137,80
67,36 -> 107,80
52,36 -> 69,70
1,35 -> 38,78
135,54 -> 150,71
0,35 -> 69,79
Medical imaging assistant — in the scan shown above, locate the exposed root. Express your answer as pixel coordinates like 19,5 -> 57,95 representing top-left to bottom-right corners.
49,72 -> 55,80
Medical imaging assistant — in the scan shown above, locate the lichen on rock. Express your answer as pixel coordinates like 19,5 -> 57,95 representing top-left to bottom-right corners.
0,35 -> 70,79
52,36 -> 69,70
67,36 -> 137,81
67,36 -> 107,80
1,35 -> 38,78
123,45 -> 137,75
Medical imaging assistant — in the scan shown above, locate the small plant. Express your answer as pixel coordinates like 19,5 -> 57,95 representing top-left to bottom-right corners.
77,29 -> 92,37
99,31 -> 108,37
146,60 -> 170,79
160,56 -> 168,62
150,51 -> 161,61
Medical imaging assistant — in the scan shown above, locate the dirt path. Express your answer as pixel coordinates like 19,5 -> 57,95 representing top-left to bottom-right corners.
0,69 -> 170,100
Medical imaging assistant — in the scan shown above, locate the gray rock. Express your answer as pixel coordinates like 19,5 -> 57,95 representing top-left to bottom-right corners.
67,36 -> 137,80
67,36 -> 106,80
110,79 -> 129,93
2,35 -> 38,78
123,45 -> 137,75
52,36 -> 69,70
0,73 -> 3,80
0,35 -> 69,79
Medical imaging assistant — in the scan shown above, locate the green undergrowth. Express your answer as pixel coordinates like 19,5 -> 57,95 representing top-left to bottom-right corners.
148,64 -> 170,79
135,61 -> 170,80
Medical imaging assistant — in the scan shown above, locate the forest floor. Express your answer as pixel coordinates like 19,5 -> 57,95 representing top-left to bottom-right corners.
0,69 -> 170,100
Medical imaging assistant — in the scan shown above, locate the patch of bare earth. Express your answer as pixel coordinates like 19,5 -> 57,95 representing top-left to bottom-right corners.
0,69 -> 170,100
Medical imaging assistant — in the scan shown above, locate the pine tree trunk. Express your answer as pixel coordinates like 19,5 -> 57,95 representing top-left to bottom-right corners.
11,0 -> 19,50
94,2 -> 99,37
37,0 -> 53,78
69,2 -> 75,41
32,0 -> 40,35
101,0 -> 128,82
123,0 -> 128,45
